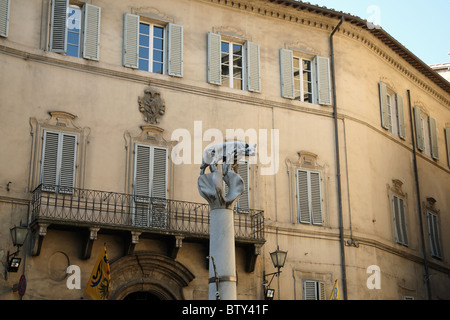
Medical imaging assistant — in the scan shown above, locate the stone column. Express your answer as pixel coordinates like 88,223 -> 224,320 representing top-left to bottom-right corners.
198,169 -> 244,300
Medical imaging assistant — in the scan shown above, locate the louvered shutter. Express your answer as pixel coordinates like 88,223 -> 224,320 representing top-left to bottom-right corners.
315,56 -> 332,105
59,133 -> 77,194
303,281 -> 321,300
445,128 -> 450,168
393,195 -> 408,245
413,107 -> 425,151
246,41 -> 261,93
310,171 -> 323,225
236,161 -> 249,212
396,94 -> 406,139
280,49 -> 295,99
151,147 -> 167,200
50,0 -> 69,53
0,0 -> 10,38
207,32 -> 221,85
428,213 -> 441,258
167,23 -> 183,77
82,4 -> 101,61
378,82 -> 389,130
429,117 -> 439,160
297,169 -> 310,224
134,144 -> 150,203
123,13 -> 139,68
41,131 -> 60,192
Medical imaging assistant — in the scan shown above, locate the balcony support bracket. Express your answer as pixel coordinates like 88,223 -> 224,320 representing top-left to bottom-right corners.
81,227 -> 100,260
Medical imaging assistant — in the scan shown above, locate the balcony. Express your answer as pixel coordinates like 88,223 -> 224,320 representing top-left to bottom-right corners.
30,185 -> 265,272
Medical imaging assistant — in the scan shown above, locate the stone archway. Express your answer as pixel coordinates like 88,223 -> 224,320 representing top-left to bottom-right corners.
109,252 -> 195,300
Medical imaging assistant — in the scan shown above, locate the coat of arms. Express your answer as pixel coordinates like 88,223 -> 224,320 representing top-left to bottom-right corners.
138,87 -> 165,124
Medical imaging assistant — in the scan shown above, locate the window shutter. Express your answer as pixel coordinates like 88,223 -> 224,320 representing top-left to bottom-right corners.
123,13 -> 139,68
280,49 -> 295,99
59,133 -> 77,194
151,147 -> 167,200
310,171 -> 323,225
236,161 -> 250,212
396,94 -> 406,139
167,23 -> 183,77
303,281 -> 317,300
314,56 -> 332,106
413,107 -> 424,151
207,32 -> 221,85
392,195 -> 408,245
134,144 -> 150,203
428,213 -> 441,258
50,0 -> 69,53
296,169 -> 310,224
378,82 -> 389,130
41,131 -> 60,192
319,282 -> 325,300
245,41 -> 261,93
445,128 -> 450,168
0,0 -> 11,38
82,4 -> 101,61
429,116 -> 439,160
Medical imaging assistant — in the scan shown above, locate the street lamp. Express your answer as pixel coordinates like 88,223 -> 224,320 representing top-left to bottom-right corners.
263,246 -> 287,299
5,225 -> 29,277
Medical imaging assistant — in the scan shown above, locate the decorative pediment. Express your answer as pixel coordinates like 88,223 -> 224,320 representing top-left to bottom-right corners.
46,111 -> 80,129
132,7 -> 174,24
213,26 -> 249,42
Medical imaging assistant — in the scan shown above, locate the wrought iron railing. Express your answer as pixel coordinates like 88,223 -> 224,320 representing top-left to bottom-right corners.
31,185 -> 264,242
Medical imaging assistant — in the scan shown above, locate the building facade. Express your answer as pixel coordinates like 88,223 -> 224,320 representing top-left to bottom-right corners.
0,0 -> 449,300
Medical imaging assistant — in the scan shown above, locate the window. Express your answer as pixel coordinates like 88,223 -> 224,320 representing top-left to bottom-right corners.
224,161 -> 250,213
413,107 -> 439,159
221,41 -> 243,90
392,194 -> 408,246
40,130 -> 77,194
138,23 -> 164,73
49,0 -> 101,60
280,49 -> 332,105
207,32 -> 261,92
296,169 -> 323,225
378,82 -> 406,139
293,57 -> 313,103
123,14 -> 183,77
427,211 -> 442,259
0,0 -> 11,38
303,280 -> 325,300
133,144 -> 168,227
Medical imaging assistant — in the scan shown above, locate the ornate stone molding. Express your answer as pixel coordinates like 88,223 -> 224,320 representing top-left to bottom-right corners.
138,87 -> 166,125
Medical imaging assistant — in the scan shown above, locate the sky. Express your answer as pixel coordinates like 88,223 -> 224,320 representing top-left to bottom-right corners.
305,0 -> 450,65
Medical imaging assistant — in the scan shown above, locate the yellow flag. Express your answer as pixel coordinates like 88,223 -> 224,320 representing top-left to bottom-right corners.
84,244 -> 111,300
329,279 -> 340,300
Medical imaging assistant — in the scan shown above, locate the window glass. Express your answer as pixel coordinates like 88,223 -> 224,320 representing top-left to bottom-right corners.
67,6 -> 81,57
221,41 -> 243,89
138,23 -> 164,73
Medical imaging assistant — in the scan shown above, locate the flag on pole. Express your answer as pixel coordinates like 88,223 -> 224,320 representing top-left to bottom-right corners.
329,279 -> 340,300
84,243 -> 111,300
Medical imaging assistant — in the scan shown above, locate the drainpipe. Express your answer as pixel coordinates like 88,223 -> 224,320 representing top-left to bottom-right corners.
407,90 -> 432,300
330,16 -> 347,300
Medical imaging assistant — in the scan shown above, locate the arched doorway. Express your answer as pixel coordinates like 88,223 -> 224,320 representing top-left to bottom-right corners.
109,252 -> 195,300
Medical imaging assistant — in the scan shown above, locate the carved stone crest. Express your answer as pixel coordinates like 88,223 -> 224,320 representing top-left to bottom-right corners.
138,87 -> 165,124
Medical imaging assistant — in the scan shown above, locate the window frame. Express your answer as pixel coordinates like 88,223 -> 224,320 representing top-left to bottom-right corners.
427,211 -> 442,259
296,168 -> 323,226
293,56 -> 313,103
220,40 -> 244,90
392,194 -> 408,246
138,21 -> 165,74
40,129 -> 78,194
